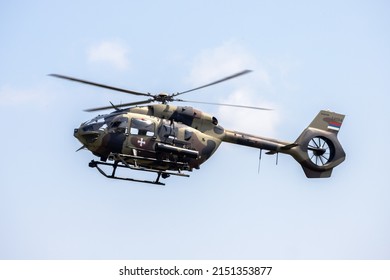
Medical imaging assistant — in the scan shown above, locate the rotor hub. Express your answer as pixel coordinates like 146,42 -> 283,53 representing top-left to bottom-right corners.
155,92 -> 171,103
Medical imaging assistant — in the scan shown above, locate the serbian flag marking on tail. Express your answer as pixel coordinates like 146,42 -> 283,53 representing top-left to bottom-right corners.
328,120 -> 342,131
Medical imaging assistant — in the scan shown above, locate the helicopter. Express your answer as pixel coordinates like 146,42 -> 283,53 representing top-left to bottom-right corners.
50,70 -> 346,185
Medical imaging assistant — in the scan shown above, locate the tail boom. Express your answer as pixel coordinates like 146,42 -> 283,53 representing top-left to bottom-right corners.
222,130 -> 291,152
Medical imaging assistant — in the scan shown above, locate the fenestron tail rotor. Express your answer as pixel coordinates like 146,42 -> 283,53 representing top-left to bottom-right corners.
307,136 -> 334,166
49,70 -> 272,112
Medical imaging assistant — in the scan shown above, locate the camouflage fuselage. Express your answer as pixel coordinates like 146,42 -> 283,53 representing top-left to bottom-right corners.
74,104 -> 225,171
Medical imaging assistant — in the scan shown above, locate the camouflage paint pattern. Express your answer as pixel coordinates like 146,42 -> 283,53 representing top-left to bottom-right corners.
74,105 -> 346,178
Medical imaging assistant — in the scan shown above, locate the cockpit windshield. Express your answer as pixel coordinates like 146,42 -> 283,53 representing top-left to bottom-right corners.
83,114 -> 107,126
81,114 -> 128,133
81,115 -> 108,132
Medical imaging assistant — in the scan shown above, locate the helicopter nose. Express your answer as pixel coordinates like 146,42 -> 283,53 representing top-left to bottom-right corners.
74,127 -> 83,140
74,126 -> 101,145
74,127 -> 83,143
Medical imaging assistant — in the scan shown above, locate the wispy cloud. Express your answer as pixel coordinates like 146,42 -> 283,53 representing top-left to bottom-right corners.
187,41 -> 280,136
87,41 -> 129,70
218,88 -> 280,136
187,40 -> 270,86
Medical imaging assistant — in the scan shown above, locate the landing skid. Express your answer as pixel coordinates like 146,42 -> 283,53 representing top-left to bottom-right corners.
88,153 -> 190,186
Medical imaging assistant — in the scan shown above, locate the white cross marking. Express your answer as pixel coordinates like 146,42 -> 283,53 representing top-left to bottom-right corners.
137,138 -> 146,147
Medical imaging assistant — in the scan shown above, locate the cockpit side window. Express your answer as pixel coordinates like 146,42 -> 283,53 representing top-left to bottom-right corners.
184,129 -> 193,141
108,116 -> 128,133
130,118 -> 155,137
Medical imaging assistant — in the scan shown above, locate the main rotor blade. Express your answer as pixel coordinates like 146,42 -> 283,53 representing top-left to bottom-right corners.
84,99 -> 154,112
175,99 -> 272,111
49,74 -> 150,97
174,69 -> 253,97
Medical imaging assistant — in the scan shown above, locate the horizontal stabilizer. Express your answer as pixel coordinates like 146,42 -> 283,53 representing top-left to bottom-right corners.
281,143 -> 298,150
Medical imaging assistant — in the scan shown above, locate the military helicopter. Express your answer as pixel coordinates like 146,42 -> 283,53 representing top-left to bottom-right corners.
50,70 -> 346,185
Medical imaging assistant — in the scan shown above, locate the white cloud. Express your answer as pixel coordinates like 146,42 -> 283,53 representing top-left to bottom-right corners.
87,41 -> 129,70
218,88 -> 280,136
187,41 -> 280,136
187,40 -> 270,86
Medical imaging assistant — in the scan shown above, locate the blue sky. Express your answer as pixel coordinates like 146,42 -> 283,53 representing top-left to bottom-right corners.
1,0 -> 389,259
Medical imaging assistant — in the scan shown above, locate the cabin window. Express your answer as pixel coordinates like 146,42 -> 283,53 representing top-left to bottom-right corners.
184,129 -> 193,141
130,118 -> 155,137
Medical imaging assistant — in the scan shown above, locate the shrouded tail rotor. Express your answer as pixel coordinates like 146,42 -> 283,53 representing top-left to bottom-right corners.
307,136 -> 335,166
288,110 -> 346,178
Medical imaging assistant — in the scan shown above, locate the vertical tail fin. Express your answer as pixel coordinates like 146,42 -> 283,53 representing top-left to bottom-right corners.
308,110 -> 344,135
289,110 -> 346,178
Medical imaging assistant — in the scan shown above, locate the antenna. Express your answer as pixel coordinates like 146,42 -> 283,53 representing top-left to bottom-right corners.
258,149 -> 262,174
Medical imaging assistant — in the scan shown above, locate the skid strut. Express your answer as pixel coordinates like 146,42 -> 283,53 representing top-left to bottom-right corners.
88,153 -> 190,186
